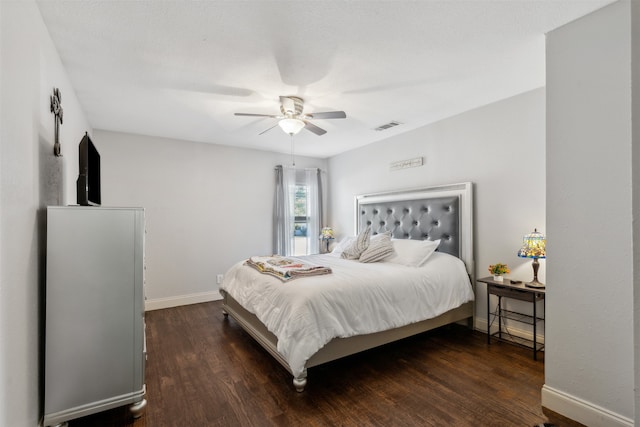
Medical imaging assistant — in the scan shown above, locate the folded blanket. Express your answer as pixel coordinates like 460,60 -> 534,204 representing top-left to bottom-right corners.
245,255 -> 332,281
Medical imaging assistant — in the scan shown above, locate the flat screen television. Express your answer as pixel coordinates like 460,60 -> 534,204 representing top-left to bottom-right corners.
76,132 -> 101,206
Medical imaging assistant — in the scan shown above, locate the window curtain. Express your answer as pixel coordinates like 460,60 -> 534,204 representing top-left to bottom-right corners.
273,165 -> 324,256
304,168 -> 323,255
273,165 -> 296,255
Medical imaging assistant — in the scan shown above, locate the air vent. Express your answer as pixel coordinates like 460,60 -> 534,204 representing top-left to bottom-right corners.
374,120 -> 402,131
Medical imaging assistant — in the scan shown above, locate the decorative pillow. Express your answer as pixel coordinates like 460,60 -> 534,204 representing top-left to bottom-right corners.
340,226 -> 371,260
359,232 -> 394,263
370,231 -> 391,242
329,236 -> 357,257
331,231 -> 388,256
385,239 -> 441,267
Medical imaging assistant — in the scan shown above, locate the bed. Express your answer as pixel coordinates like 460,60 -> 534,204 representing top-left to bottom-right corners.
219,182 -> 475,392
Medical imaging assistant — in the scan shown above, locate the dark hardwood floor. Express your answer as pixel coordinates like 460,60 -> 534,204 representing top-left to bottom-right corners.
68,301 -> 582,427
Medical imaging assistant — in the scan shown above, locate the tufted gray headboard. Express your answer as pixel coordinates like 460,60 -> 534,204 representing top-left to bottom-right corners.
356,182 -> 474,275
358,195 -> 460,257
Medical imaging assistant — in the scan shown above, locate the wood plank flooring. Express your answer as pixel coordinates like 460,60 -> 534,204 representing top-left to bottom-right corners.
67,301 -> 582,427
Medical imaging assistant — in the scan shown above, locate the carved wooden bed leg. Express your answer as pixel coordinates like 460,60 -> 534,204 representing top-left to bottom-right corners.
293,372 -> 307,392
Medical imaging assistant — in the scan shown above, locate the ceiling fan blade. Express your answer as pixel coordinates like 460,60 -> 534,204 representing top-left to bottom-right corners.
234,113 -> 280,118
258,123 -> 279,135
307,111 -> 346,119
303,121 -> 327,136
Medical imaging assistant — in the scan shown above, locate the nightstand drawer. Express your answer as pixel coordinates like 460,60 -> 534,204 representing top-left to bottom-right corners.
488,285 -> 535,302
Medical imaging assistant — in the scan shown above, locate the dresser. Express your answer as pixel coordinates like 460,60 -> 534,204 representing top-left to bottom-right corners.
44,206 -> 147,426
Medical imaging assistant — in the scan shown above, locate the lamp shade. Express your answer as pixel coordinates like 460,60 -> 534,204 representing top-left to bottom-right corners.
320,227 -> 334,239
278,118 -> 305,135
517,228 -> 546,259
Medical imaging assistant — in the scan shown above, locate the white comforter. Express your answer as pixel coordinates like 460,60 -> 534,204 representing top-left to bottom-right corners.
219,251 -> 474,378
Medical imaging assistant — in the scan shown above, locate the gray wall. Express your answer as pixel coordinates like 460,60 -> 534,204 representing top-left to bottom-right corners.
545,1 -> 635,424
0,1 -> 92,425
327,88 -> 546,335
94,130 -> 327,309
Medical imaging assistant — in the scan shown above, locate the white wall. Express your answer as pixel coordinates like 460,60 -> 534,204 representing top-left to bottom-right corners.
1,3 -> 631,426
0,1 -> 91,425
327,88 -> 546,333
633,0 -> 640,421
94,130 -> 327,310
544,1 -> 635,425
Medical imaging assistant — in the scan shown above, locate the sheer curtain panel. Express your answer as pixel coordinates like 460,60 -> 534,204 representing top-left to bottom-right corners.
273,165 -> 296,255
304,168 -> 322,255
273,166 -> 324,256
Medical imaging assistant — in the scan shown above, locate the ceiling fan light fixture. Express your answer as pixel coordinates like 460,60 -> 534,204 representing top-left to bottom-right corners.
278,118 -> 305,135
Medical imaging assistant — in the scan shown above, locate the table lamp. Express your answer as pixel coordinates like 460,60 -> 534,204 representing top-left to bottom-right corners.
320,227 -> 335,253
517,228 -> 546,288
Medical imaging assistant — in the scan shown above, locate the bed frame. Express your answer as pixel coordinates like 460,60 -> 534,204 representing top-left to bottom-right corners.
221,182 -> 475,392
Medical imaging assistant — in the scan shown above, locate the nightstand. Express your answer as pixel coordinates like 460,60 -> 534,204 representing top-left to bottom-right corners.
477,276 -> 545,360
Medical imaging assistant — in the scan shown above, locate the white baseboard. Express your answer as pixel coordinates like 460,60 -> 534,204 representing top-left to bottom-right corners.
541,385 -> 633,427
145,290 -> 222,311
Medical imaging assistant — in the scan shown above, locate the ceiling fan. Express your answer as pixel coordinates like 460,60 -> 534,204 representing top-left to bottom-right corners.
234,96 -> 346,136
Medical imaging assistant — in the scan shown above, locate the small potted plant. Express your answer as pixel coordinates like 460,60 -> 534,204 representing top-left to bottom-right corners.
488,263 -> 510,282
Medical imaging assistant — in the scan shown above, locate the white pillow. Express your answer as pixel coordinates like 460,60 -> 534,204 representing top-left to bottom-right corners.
386,239 -> 441,267
359,232 -> 394,263
330,236 -> 356,257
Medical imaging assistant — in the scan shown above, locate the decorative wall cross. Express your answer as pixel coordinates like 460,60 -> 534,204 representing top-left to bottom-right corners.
50,87 -> 63,157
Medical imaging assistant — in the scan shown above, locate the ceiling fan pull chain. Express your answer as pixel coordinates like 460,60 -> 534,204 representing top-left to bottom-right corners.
290,134 -> 295,167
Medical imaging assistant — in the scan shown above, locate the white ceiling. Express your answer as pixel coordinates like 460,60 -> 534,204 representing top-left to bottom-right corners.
36,0 -> 613,158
